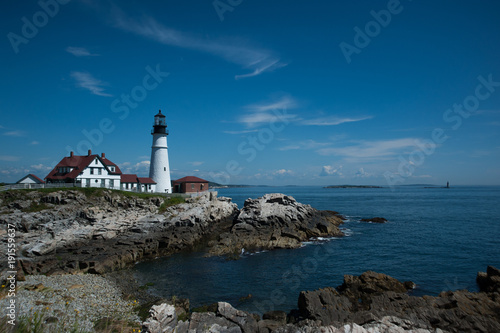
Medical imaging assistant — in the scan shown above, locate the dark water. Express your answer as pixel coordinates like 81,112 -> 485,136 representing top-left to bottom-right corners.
132,186 -> 500,314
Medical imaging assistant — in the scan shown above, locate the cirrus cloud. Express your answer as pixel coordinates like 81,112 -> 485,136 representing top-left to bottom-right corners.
70,71 -> 112,97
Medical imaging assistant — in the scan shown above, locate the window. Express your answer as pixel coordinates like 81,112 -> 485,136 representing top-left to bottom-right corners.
86,179 -> 90,187
164,167 -> 166,171
98,168 -> 102,175
191,183 -> 195,190
110,167 -> 115,172
90,168 -> 94,175
95,159 -> 98,165
110,180 -> 114,188
126,183 -> 129,189
95,179 -> 98,183
101,179 -> 105,187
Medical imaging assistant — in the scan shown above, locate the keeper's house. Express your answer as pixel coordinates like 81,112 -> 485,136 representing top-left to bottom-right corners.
45,150 -> 156,192
172,176 -> 209,193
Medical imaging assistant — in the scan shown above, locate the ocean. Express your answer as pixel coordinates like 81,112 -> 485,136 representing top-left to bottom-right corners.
132,185 -> 500,314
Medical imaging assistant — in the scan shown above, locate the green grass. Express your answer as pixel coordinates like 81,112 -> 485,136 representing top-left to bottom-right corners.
0,300 -> 143,333
23,202 -> 50,213
158,196 -> 185,213
138,282 -> 155,291
1,187 -> 169,202
1,188 -> 186,215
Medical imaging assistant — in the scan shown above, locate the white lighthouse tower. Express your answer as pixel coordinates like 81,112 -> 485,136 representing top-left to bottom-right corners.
149,110 -> 172,193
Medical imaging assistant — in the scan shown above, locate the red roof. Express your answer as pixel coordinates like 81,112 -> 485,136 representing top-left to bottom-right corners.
121,174 -> 138,183
173,176 -> 209,183
45,154 -> 122,181
17,174 -> 45,184
138,177 -> 156,184
29,174 -> 46,183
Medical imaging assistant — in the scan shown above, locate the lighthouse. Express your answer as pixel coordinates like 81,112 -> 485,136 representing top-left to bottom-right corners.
149,110 -> 172,193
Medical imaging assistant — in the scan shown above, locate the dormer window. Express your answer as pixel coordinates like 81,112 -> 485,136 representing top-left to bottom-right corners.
95,159 -> 98,165
59,167 -> 71,174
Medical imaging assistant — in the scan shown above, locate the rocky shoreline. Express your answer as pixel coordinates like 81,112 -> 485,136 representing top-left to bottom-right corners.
138,267 -> 500,333
2,267 -> 499,332
1,189 -> 499,332
0,190 -> 343,276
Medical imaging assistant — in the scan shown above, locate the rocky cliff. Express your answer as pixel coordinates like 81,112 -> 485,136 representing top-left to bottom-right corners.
0,189 -> 238,275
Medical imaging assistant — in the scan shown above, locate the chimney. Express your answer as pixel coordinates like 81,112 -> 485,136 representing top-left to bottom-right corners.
70,151 -> 74,157
88,149 -> 92,156
101,153 -> 106,159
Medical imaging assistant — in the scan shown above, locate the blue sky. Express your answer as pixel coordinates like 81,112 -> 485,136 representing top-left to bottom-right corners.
1,0 -> 499,185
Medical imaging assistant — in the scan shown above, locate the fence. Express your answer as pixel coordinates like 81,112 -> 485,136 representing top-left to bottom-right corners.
0,183 -> 76,191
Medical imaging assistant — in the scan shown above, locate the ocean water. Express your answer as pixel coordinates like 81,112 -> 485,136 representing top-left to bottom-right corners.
132,186 -> 500,314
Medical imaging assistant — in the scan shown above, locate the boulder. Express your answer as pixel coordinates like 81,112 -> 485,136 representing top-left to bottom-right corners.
142,303 -> 177,333
360,217 -> 387,223
209,194 -> 344,256
298,287 -> 352,324
296,269 -> 500,332
477,266 -> 500,293
217,302 -> 258,333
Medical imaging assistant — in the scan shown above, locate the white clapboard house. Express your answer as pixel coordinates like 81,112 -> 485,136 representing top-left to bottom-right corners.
45,150 -> 156,192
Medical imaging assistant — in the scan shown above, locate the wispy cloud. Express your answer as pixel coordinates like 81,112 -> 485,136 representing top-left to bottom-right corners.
246,96 -> 298,112
189,161 -> 204,166
320,165 -> 343,177
118,160 -> 150,174
30,164 -> 52,171
273,169 -> 294,176
70,71 -> 112,97
279,139 -> 330,151
302,115 -> 373,126
30,141 -> 39,145
354,167 -> 372,178
238,96 -> 298,128
0,155 -> 21,161
110,7 -> 286,79
317,138 -> 422,160
66,46 -> 99,57
3,130 -> 25,137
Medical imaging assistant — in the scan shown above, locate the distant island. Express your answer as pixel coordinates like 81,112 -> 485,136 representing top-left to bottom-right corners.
209,182 -> 270,189
324,185 -> 383,189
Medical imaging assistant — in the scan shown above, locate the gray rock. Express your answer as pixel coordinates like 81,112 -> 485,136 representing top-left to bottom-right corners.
262,310 -> 287,324
188,312 -> 241,332
477,265 -> 500,293
209,193 -> 344,257
142,303 -> 177,333
217,302 -> 258,333
297,270 -> 500,333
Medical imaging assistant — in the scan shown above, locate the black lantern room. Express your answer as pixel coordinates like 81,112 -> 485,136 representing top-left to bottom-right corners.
152,110 -> 168,135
